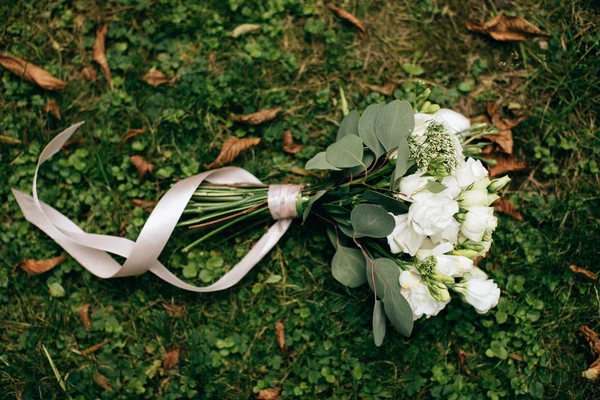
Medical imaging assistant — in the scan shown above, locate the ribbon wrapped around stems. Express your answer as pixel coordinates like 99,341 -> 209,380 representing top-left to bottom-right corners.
12,122 -> 301,292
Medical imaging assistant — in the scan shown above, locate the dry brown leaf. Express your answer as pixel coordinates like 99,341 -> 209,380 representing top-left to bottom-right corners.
327,4 -> 366,35
163,348 -> 180,371
509,353 -> 524,362
466,13 -> 547,41
485,153 -> 527,177
290,167 -> 319,177
0,135 -> 21,145
256,387 -> 281,400
470,115 -> 490,125
81,66 -> 97,81
275,321 -> 288,355
282,130 -> 303,154
130,155 -> 154,182
230,107 -> 281,125
81,340 -> 110,355
455,347 -> 472,376
78,304 -> 91,331
204,137 -> 261,169
570,265 -> 598,280
493,198 -> 523,221
94,371 -> 113,391
163,303 -> 186,318
360,82 -> 396,96
119,128 -> 146,148
92,24 -> 113,90
141,68 -> 175,87
579,326 -> 600,380
19,254 -> 67,274
43,100 -> 61,120
131,199 -> 157,211
0,55 -> 67,90
232,23 -> 262,38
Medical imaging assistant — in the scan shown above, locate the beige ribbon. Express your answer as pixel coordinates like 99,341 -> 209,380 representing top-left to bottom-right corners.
12,122 -> 296,291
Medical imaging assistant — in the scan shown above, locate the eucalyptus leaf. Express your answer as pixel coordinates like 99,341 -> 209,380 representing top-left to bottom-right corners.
331,245 -> 367,288
383,286 -> 413,337
303,190 -> 328,223
423,180 -> 447,194
366,258 -> 402,297
375,100 -> 415,152
363,190 -> 408,214
323,204 -> 349,216
373,300 -> 386,347
336,110 -> 360,141
345,151 -> 375,177
358,103 -> 385,159
326,228 -> 338,250
393,137 -> 410,179
351,204 -> 396,238
305,152 -> 341,171
337,223 -> 355,238
326,135 -> 364,168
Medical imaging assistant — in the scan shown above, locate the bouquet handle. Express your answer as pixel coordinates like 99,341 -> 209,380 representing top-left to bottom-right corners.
12,122 -> 293,292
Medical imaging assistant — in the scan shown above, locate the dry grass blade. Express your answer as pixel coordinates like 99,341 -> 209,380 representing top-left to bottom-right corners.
360,82 -> 396,96
78,304 -> 91,331
119,128 -> 146,148
141,68 -> 175,87
493,198 -> 523,221
92,24 -> 113,89
204,137 -> 261,169
327,4 -> 366,35
569,265 -> 598,280
81,340 -> 110,355
131,199 -> 157,210
230,107 -> 281,125
256,387 -> 281,400
163,348 -> 180,371
43,100 -> 61,120
19,254 -> 67,274
579,326 -> 600,380
163,303 -> 186,318
455,347 -> 472,376
81,66 -> 97,81
130,155 -> 154,182
94,371 -> 113,391
0,135 -> 21,145
282,130 -> 303,154
466,13 -> 547,41
232,23 -> 262,38
485,153 -> 527,177
275,321 -> 288,355
0,55 -> 67,90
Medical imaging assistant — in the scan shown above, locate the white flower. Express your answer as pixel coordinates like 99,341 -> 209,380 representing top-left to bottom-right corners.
455,278 -> 500,314
456,158 -> 488,189
430,219 -> 460,245
398,170 -> 434,199
416,242 -> 473,277
456,189 -> 499,207
441,176 -> 461,199
460,206 -> 497,242
387,214 -> 425,256
472,177 -> 492,190
414,109 -> 471,138
462,266 -> 488,280
399,270 -> 449,320
409,192 -> 459,236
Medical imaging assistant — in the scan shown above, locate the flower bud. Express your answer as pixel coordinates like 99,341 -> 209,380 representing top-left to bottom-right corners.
487,176 -> 511,193
428,281 -> 451,302
449,249 -> 479,259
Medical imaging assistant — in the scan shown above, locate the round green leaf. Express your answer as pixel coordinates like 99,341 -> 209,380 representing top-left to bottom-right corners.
358,103 -> 385,159
375,100 -> 415,152
305,152 -> 341,170
331,245 -> 367,288
351,204 -> 396,238
363,190 -> 408,215
383,286 -> 413,337
326,135 -> 364,168
366,258 -> 402,298
336,110 -> 360,141
373,300 -> 386,347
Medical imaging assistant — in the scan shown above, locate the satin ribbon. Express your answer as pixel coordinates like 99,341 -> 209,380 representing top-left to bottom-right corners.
12,122 -> 295,292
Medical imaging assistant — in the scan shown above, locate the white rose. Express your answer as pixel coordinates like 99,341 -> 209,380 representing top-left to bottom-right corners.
455,278 -> 500,314
399,170 -> 434,199
399,270 -> 449,320
456,189 -> 499,207
387,214 -> 425,256
441,176 -> 461,199
409,192 -> 459,236
456,158 -> 488,189
430,219 -> 460,245
460,206 -> 497,242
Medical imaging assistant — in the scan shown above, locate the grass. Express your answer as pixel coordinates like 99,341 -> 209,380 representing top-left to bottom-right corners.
1,0 -> 599,398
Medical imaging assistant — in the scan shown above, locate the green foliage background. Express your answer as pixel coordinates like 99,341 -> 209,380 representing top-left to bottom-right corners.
1,0 -> 599,398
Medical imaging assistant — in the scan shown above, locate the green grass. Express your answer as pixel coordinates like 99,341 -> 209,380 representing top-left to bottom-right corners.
1,0 -> 599,398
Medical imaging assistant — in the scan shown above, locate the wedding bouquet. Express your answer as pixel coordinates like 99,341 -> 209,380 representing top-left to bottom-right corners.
13,99 -> 507,346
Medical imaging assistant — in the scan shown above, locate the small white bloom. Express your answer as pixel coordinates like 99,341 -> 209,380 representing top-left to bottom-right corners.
462,266 -> 488,280
409,192 -> 459,236
471,177 -> 492,190
387,214 -> 425,256
456,158 -> 489,189
456,189 -> 499,207
416,242 -> 473,277
430,218 -> 460,245
433,109 -> 471,135
461,206 -> 497,242
399,170 -> 434,199
455,278 -> 501,314
441,176 -> 461,199
399,269 -> 449,320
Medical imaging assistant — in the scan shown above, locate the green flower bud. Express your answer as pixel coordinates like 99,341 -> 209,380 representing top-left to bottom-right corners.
428,281 -> 451,302
449,249 -> 479,259
487,176 -> 511,193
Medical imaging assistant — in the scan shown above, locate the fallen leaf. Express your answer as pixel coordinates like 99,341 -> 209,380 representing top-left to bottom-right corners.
256,387 -> 281,400
493,198 -> 523,221
455,347 -> 472,376
204,137 -> 261,169
163,303 -> 186,318
81,66 -> 97,81
78,304 -> 91,331
163,348 -> 180,371
469,115 -> 490,125
141,68 -> 174,87
43,100 -> 61,120
570,265 -> 598,280
485,153 -> 527,177
327,4 -> 366,35
282,130 -> 303,154
466,13 -> 547,41
130,155 -> 154,182
81,339 -> 110,356
232,23 -> 262,38
92,24 -> 113,90
131,199 -> 157,210
360,82 -> 396,96
509,353 -> 524,362
119,128 -> 146,148
0,135 -> 21,145
275,321 -> 288,355
19,254 -> 67,274
230,107 -> 281,125
290,167 -> 319,177
93,371 -> 113,391
579,326 -> 600,380
0,55 -> 67,90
